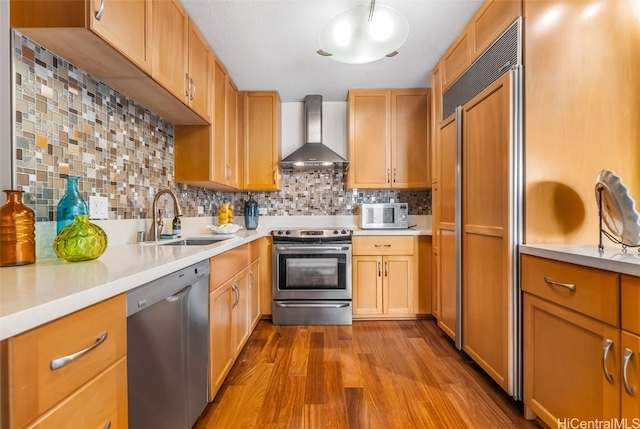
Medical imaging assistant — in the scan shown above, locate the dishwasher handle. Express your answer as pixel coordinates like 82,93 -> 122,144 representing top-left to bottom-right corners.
165,285 -> 191,303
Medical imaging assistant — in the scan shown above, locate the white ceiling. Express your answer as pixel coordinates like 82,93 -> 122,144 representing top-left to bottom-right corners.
180,0 -> 484,102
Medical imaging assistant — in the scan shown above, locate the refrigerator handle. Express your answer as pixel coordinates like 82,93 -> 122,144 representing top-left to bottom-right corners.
454,105 -> 463,351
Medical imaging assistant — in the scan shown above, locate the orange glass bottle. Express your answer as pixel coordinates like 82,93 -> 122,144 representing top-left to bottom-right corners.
0,190 -> 36,266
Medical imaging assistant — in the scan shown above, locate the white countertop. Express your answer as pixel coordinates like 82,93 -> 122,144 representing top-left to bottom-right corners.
520,244 -> 640,277
0,219 -> 432,341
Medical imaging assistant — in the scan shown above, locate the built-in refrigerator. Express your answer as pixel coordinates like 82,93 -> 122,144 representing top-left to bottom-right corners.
434,18 -> 523,399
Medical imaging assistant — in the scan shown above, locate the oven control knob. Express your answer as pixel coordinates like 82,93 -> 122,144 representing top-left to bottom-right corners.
277,230 -> 283,235
341,229 -> 347,234
333,229 -> 339,234
285,230 -> 291,235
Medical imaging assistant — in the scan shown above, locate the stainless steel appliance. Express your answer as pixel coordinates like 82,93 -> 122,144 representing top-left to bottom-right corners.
358,202 -> 409,229
126,260 -> 210,429
437,17 -> 523,398
272,228 -> 352,325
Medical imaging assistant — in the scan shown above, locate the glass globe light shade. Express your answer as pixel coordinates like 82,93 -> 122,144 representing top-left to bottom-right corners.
319,4 -> 409,64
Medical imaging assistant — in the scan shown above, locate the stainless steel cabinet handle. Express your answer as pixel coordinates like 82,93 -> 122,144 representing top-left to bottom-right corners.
103,419 -> 111,429
50,332 -> 108,370
274,302 -> 349,308
190,77 -> 195,101
274,246 -> 350,251
624,348 -> 635,396
374,244 -> 391,248
393,168 -> 397,183
384,261 -> 388,277
603,339 -> 614,384
387,169 -> 390,183
544,277 -> 576,291
249,270 -> 254,289
378,261 -> 381,277
185,73 -> 190,97
95,0 -> 104,20
273,169 -> 277,184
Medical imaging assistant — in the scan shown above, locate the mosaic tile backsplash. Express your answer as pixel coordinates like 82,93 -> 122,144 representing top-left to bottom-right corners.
12,33 -> 430,221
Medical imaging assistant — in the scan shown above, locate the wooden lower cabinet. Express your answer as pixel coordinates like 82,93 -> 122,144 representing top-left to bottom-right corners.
208,240 -> 262,399
352,236 -> 418,318
622,330 -> 640,420
3,294 -> 127,429
523,293 -> 620,426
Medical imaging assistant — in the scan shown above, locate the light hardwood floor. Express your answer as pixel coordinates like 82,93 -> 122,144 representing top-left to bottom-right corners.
194,319 -> 542,429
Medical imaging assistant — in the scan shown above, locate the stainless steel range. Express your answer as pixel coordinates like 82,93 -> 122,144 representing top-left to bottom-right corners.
271,228 -> 352,325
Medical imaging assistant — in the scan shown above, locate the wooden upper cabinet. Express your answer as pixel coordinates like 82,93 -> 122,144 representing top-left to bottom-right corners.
442,31 -> 470,89
348,90 -> 391,189
392,89 -> 430,188
10,0 -> 206,125
468,0 -> 521,60
348,89 -> 430,189
441,0 -> 521,90
243,92 -> 282,191
187,21 -> 212,122
151,0 -> 188,102
151,0 -> 211,122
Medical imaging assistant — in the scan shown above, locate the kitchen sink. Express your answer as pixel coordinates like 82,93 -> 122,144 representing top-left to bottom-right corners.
159,237 -> 232,246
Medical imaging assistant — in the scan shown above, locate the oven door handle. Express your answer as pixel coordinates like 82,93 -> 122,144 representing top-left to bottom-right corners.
274,302 -> 350,308
274,246 -> 350,251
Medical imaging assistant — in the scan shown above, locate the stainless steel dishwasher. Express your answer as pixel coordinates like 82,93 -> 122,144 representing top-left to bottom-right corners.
126,260 -> 210,429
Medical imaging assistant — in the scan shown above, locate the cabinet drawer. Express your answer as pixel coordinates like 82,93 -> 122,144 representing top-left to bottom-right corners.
622,275 -> 640,335
521,255 -> 619,326
353,236 -> 414,256
9,295 -> 126,428
27,358 -> 128,429
210,243 -> 249,290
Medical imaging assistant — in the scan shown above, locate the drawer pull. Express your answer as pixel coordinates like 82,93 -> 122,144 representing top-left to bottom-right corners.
103,420 -> 112,429
623,348 -> 635,396
374,244 -> 391,248
543,277 -> 576,291
603,339 -> 614,384
50,332 -> 108,370
95,0 -> 104,20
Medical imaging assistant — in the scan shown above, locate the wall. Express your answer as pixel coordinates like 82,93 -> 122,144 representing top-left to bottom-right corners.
10,33 -> 430,224
524,1 -> 640,245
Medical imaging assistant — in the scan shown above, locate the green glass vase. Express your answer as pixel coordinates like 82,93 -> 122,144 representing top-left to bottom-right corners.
54,215 -> 108,262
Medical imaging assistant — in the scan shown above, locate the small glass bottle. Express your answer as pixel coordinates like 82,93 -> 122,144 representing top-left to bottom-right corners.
0,190 -> 36,266
244,195 -> 259,230
172,216 -> 182,238
57,176 -> 88,234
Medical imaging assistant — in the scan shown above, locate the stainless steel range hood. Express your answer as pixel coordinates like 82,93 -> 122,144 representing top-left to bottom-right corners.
279,95 -> 349,169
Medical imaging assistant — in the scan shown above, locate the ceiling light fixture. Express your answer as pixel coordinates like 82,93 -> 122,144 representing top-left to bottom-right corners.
317,0 -> 409,64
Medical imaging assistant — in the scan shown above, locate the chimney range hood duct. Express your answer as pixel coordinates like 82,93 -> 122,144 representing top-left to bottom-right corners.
279,95 -> 349,169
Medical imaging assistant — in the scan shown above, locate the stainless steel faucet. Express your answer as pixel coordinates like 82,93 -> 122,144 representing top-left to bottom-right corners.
150,189 -> 183,242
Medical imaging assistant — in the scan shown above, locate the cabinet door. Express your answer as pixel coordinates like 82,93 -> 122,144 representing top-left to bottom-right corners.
212,58 -> 228,185
209,283 -> 234,400
232,271 -> 251,356
249,260 -> 261,330
391,89 -> 430,188
353,256 -> 383,315
622,330 -> 640,420
243,92 -> 281,190
151,0 -> 188,103
461,73 -> 511,392
348,90 -> 390,188
90,0 -> 151,72
524,293 -> 620,428
436,114 -> 457,341
187,21 -> 211,122
431,62 -> 443,185
225,78 -> 239,189
383,256 -> 413,315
